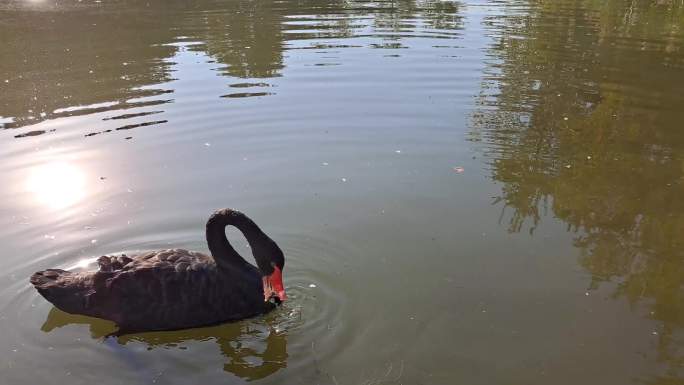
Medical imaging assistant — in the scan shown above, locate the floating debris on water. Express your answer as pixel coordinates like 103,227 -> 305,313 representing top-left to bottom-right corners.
453,166 -> 464,173
341,177 -> 347,182
309,284 -> 317,288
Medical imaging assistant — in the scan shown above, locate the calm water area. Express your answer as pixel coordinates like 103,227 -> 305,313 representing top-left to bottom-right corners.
0,0 -> 683,384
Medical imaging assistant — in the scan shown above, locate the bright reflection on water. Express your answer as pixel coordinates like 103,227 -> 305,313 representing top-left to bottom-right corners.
0,0 -> 683,384
26,162 -> 86,209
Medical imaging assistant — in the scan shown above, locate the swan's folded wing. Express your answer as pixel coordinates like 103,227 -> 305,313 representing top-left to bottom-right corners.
103,260 -> 219,329
94,249 -> 215,313
97,255 -> 133,272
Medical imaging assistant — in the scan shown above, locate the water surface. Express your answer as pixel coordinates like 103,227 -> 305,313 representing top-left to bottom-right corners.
1,0 -> 683,384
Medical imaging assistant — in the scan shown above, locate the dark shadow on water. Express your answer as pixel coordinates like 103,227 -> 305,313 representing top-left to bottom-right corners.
41,307 -> 288,381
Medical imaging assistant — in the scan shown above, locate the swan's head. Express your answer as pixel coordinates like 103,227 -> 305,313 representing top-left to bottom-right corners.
263,264 -> 286,304
257,241 -> 286,303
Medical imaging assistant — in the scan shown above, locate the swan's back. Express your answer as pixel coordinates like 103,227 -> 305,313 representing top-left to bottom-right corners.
98,249 -> 214,273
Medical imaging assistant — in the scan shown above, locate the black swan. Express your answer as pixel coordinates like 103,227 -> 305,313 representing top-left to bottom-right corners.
30,208 -> 286,335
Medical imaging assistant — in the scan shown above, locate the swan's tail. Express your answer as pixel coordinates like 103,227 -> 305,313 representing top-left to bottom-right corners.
30,269 -> 92,316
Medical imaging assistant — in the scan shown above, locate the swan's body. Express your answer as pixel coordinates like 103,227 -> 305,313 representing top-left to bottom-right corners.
30,209 -> 286,335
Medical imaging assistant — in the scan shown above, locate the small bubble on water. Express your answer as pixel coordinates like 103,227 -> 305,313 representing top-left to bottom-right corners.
563,117 -> 569,121
91,239 -> 97,244
395,150 -> 402,154
322,162 -> 329,166
309,284 -> 316,288
204,142 -> 211,147
341,177 -> 347,182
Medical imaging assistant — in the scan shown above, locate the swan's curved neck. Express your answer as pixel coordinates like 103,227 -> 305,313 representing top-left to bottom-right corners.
206,209 -> 267,272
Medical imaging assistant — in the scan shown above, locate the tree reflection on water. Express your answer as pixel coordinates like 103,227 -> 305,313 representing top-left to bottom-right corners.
472,0 -> 684,382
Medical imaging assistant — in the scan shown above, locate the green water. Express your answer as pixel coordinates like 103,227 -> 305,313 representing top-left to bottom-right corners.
0,0 -> 682,384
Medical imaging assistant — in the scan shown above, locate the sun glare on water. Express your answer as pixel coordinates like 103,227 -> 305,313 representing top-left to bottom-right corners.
26,162 -> 86,209
68,257 -> 99,270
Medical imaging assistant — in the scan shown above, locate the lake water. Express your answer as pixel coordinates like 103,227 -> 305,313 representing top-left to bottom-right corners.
1,0 -> 683,384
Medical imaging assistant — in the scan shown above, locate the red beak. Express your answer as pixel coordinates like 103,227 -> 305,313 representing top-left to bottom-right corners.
262,265 -> 286,302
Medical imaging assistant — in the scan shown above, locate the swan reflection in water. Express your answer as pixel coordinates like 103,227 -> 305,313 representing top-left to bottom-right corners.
40,307 -> 288,381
